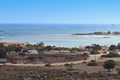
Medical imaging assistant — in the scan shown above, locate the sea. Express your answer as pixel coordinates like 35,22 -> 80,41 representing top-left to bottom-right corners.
0,24 -> 120,47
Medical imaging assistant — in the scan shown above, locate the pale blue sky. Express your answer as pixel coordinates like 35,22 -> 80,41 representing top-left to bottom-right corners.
0,0 -> 120,24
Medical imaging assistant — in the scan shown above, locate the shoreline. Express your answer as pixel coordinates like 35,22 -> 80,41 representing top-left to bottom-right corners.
72,31 -> 120,36
72,34 -> 120,36
1,33 -> 120,47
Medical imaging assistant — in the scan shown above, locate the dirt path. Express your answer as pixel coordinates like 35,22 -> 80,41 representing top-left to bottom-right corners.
2,54 -> 115,67
5,60 -> 87,67
4,55 -> 95,66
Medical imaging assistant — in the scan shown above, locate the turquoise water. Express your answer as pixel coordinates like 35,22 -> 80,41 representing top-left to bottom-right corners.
0,24 -> 120,47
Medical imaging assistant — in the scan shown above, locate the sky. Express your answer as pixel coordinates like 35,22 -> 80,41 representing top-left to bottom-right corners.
0,0 -> 120,24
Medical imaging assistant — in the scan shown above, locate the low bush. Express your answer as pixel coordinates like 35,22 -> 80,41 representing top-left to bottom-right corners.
87,61 -> 97,66
90,50 -> 100,54
91,60 -> 96,62
64,63 -> 73,70
44,63 -> 51,67
101,52 -> 120,58
82,61 -> 87,64
64,63 -> 71,66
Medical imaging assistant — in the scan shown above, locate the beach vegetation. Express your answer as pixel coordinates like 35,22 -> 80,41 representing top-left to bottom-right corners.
90,50 -> 100,54
109,45 -> 117,51
19,52 -> 26,57
0,43 -> 6,58
117,43 -> 120,49
87,60 -> 97,66
44,46 -> 53,51
37,42 -> 44,48
6,44 -> 23,52
26,44 -> 34,50
101,52 -> 120,58
44,63 -> 51,67
103,60 -> 116,72
85,46 -> 92,50
64,63 -> 73,70
92,44 -> 102,51
69,47 -> 81,52
7,54 -> 17,62
107,31 -> 111,34
81,53 -> 89,60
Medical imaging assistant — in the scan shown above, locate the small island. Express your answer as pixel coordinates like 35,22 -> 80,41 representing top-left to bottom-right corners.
72,31 -> 120,35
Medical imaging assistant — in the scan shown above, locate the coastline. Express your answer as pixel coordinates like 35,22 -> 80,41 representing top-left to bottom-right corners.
1,24 -> 120,47
2,34 -> 120,47
72,31 -> 120,36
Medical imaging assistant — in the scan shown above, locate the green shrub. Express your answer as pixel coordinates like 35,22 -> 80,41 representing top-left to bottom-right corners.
64,63 -> 71,66
44,63 -> 51,67
82,61 -> 87,64
103,60 -> 116,72
101,52 -> 120,58
91,60 -> 96,62
87,61 -> 97,66
64,63 -> 73,70
90,50 -> 100,54
7,54 -> 17,62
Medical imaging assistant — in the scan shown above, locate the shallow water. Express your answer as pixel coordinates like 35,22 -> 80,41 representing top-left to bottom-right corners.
0,24 -> 120,47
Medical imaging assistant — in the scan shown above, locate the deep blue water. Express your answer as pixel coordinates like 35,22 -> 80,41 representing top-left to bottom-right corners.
0,24 -> 120,47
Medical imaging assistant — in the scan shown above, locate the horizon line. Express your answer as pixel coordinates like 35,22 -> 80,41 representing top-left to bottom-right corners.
0,23 -> 118,25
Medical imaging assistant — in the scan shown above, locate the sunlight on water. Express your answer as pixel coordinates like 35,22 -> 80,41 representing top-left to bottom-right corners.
0,24 -> 120,47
